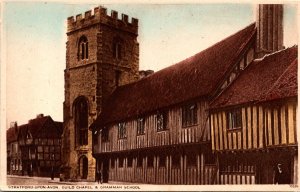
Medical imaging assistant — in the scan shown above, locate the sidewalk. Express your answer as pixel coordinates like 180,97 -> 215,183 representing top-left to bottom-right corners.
7,175 -> 144,185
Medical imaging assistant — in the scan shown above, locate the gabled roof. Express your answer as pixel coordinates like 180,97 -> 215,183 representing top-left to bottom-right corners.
210,46 -> 298,109
259,58 -> 297,102
7,127 -> 18,143
92,23 -> 256,128
15,116 -> 63,141
28,116 -> 62,138
17,124 -> 29,141
54,121 -> 64,135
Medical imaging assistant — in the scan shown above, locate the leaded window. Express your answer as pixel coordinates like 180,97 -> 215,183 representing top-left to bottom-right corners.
226,108 -> 242,130
156,112 -> 168,131
137,118 -> 145,135
182,103 -> 198,127
118,122 -> 126,139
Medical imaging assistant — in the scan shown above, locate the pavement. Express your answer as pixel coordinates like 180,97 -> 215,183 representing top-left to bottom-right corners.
7,175 -> 142,185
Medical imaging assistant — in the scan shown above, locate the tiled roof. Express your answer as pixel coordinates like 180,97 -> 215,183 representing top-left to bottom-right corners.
15,116 -> 63,141
210,46 -> 298,109
28,116 -> 62,138
259,58 -> 297,102
28,116 -> 50,138
92,23 -> 256,128
54,121 -> 64,135
17,124 -> 29,141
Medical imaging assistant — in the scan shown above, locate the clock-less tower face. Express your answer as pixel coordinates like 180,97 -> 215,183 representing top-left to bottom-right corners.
61,7 -> 139,181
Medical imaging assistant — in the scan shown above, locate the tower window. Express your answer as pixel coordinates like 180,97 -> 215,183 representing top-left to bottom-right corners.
115,70 -> 121,87
74,97 -> 88,146
78,36 -> 88,60
113,42 -> 122,59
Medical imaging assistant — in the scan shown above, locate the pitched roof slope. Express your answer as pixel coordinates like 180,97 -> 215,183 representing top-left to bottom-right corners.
28,116 -> 62,138
93,23 -> 256,127
260,58 -> 297,102
17,124 -> 29,140
210,46 -> 298,109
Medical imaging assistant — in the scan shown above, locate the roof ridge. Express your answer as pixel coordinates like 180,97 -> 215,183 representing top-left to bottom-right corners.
151,22 -> 256,75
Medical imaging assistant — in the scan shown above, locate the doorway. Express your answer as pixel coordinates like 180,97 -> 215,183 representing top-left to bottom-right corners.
78,156 -> 88,179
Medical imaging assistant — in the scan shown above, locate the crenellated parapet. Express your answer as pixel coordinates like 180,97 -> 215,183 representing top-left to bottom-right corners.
67,6 -> 138,35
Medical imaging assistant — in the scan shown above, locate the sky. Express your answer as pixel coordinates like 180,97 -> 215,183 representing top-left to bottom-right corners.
3,2 -> 298,127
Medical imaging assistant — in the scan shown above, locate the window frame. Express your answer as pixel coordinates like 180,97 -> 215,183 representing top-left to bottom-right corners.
74,97 -> 89,146
226,108 -> 242,130
156,112 -> 168,132
101,128 -> 109,142
182,103 -> 198,127
113,42 -> 122,60
137,117 -> 145,135
78,36 -> 88,61
118,122 -> 127,139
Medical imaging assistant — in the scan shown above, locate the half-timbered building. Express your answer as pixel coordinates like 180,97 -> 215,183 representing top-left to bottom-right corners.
210,46 -> 297,184
18,114 -> 63,177
7,122 -> 22,175
62,4 -> 297,184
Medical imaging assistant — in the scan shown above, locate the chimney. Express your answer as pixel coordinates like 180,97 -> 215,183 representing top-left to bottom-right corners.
36,114 -> 44,118
256,4 -> 284,58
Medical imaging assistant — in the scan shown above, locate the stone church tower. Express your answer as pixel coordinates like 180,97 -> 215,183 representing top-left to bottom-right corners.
61,7 -> 139,181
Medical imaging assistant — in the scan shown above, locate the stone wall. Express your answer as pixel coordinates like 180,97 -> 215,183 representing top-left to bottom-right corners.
62,6 -> 140,181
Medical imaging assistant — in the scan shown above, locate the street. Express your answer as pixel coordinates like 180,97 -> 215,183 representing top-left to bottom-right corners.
7,175 -> 62,185
7,175 -> 93,185
6,175 -> 141,185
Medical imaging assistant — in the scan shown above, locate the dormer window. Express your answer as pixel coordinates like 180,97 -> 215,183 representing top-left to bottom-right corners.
78,36 -> 88,60
226,108 -> 242,130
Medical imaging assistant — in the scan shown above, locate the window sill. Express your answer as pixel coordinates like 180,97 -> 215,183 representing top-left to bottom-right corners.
227,127 -> 242,132
157,129 -> 169,133
137,134 -> 145,136
182,123 -> 198,128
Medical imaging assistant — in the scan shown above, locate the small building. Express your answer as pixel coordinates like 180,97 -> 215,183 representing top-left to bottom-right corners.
7,122 -> 22,175
17,114 -> 63,177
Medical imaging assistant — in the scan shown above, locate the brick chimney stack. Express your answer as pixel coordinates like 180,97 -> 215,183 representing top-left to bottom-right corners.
256,4 -> 284,58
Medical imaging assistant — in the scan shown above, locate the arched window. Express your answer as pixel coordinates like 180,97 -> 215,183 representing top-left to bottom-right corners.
78,36 -> 88,60
113,37 -> 123,60
74,97 -> 88,146
113,42 -> 122,59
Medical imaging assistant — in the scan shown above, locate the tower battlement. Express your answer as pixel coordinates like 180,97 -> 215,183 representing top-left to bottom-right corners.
67,6 -> 138,34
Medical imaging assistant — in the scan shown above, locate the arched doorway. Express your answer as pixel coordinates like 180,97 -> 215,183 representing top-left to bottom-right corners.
78,156 -> 88,179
